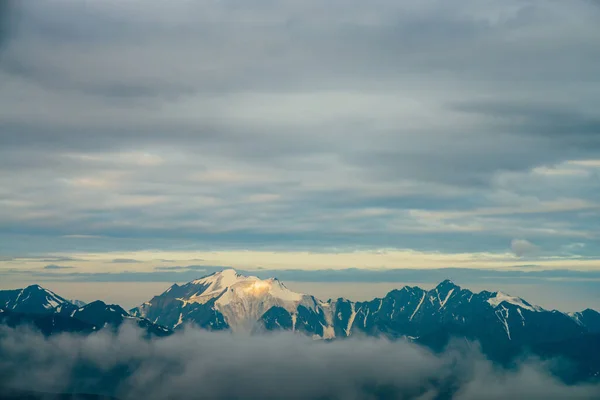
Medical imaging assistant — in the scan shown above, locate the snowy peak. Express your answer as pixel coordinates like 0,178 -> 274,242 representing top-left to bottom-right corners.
133,269 -> 313,333
435,279 -> 459,291
221,276 -> 303,303
191,268 -> 243,291
0,285 -> 171,336
185,269 -> 304,305
487,291 -> 543,312
568,309 -> 600,332
425,280 -> 461,310
0,284 -> 73,314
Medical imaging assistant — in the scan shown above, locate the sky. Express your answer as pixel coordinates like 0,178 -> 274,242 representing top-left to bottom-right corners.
0,0 -> 599,309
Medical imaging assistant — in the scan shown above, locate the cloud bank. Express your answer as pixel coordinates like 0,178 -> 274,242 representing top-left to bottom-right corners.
42,264 -> 74,270
0,323 -> 599,400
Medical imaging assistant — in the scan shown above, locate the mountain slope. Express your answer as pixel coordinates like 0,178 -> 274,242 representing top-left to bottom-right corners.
0,308 -> 97,336
342,280 -> 586,350
568,308 -> 600,333
0,285 -> 77,315
0,287 -> 171,337
528,332 -> 600,383
72,300 -> 171,336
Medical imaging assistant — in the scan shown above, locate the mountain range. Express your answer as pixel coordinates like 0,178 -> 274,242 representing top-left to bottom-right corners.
130,269 -> 599,343
1,269 -> 599,381
0,284 -> 170,337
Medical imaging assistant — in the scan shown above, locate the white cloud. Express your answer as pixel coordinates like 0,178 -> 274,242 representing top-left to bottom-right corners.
511,239 -> 539,257
568,159 -> 600,167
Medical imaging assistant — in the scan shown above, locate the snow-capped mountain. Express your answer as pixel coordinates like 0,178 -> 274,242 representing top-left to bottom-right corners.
0,286 -> 170,336
2,273 -> 599,381
2,273 -> 599,356
0,284 -> 77,315
131,270 -> 600,350
130,269 -> 600,356
131,269 -> 324,333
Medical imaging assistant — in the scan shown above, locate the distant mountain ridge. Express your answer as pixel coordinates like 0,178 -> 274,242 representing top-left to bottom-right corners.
1,270 -> 599,380
130,269 -> 599,343
0,284 -> 77,315
129,269 -> 600,380
0,285 -> 170,336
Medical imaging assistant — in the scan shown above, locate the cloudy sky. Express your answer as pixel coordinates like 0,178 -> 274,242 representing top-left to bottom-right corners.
0,0 -> 599,307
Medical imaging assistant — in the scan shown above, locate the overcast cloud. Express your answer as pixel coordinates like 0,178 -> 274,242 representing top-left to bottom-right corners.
0,0 -> 599,271
1,323 -> 599,399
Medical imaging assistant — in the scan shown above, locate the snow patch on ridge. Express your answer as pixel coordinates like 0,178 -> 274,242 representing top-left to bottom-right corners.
321,323 -> 335,340
568,312 -> 584,326
487,292 -> 542,312
439,289 -> 454,309
346,303 -> 356,336
495,306 -> 512,340
410,293 -> 426,321
174,312 -> 184,328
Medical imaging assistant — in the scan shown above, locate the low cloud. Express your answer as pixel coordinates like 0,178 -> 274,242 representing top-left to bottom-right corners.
42,264 -> 74,270
111,258 -> 142,264
39,257 -> 83,263
0,324 -> 598,400
511,239 -> 540,258
153,265 -> 207,272
17,266 -> 600,285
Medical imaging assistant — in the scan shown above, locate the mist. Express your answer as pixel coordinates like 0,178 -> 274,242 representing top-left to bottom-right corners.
1,323 -> 599,400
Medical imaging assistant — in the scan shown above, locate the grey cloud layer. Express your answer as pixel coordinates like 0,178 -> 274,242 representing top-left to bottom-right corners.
11,265 -> 600,284
1,324 -> 599,400
0,0 -> 599,256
